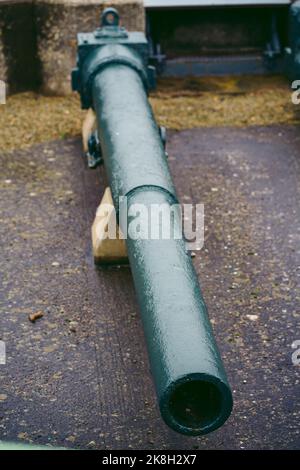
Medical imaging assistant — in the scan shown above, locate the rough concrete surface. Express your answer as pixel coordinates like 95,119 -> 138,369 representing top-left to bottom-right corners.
0,0 -> 145,95
35,0 -> 145,95
0,12 -> 8,86
0,126 -> 299,449
0,1 -> 39,93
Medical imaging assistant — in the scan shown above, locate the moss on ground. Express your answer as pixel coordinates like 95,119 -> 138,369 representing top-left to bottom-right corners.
0,75 -> 299,152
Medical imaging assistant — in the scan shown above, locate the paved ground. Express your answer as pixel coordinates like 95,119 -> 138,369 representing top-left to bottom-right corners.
0,126 -> 299,449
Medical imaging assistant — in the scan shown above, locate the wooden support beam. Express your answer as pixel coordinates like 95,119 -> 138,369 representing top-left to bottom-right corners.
91,187 -> 128,265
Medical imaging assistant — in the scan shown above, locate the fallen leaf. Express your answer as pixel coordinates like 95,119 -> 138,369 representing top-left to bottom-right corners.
28,311 -> 44,323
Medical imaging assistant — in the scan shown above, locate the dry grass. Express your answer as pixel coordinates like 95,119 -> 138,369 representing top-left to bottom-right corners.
0,75 -> 299,152
0,93 -> 85,153
151,75 -> 300,129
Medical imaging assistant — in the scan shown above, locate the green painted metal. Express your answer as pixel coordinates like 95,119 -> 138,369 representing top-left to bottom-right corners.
73,8 -> 233,436
125,191 -> 233,435
91,60 -> 175,210
71,7 -> 156,109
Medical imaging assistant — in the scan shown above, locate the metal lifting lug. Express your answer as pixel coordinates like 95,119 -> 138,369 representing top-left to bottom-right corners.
86,130 -> 103,169
94,8 -> 128,39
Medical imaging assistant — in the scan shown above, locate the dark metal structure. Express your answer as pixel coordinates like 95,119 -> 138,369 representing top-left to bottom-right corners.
145,0 -> 292,76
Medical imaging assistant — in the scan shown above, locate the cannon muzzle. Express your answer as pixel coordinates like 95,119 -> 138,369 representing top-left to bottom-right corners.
72,8 -> 233,435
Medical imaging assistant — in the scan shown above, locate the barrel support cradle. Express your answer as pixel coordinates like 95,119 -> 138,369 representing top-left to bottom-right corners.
91,187 -> 128,265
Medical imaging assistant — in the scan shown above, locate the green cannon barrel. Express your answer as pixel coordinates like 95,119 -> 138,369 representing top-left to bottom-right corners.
73,8 -> 233,435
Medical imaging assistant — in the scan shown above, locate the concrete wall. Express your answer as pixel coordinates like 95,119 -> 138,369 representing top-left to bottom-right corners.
0,1 -> 40,94
0,16 -> 8,88
0,0 -> 145,95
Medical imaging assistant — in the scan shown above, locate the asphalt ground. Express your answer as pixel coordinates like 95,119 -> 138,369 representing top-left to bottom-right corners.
0,126 -> 299,449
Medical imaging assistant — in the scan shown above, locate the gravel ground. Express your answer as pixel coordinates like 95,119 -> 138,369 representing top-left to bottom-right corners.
0,126 -> 299,449
0,75 -> 299,449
